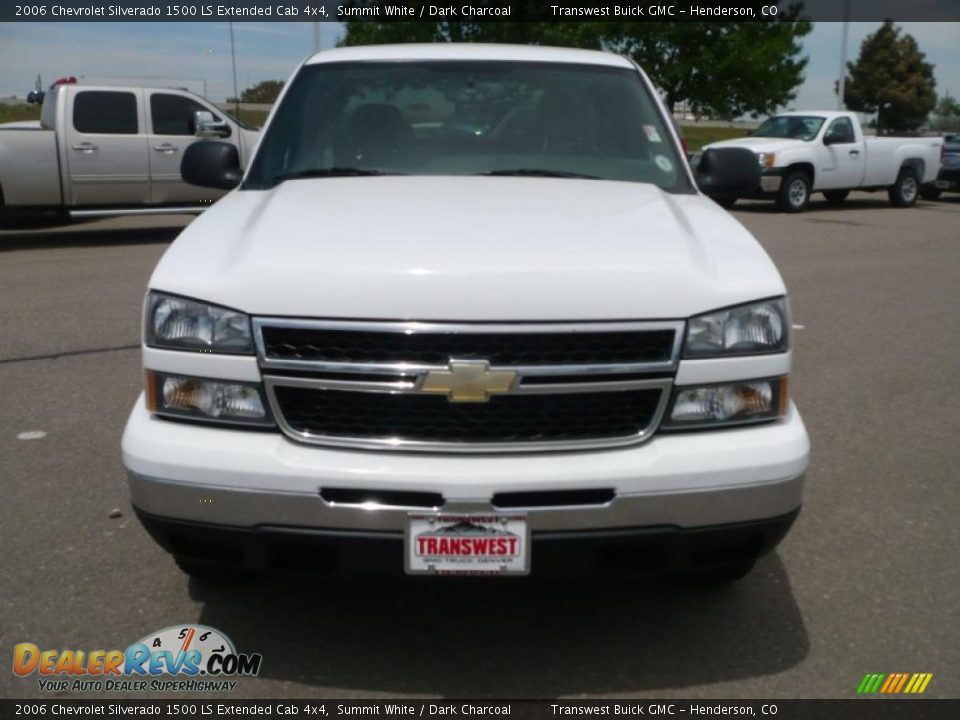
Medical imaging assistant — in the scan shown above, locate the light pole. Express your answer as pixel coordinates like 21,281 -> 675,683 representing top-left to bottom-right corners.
313,22 -> 321,53
229,21 -> 240,117
837,0 -> 851,110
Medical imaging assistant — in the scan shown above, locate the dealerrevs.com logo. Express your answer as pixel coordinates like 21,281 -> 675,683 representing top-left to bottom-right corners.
13,625 -> 261,693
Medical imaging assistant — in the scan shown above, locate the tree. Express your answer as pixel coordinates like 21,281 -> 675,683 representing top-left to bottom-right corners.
338,3 -> 811,119
843,21 -> 936,133
599,13 -> 811,119
929,96 -> 960,132
232,80 -> 284,104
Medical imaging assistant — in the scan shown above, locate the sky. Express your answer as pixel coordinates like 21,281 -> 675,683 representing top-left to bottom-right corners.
0,21 -> 957,110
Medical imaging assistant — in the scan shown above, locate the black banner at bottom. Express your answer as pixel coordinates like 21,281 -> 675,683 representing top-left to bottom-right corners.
1,700 -> 958,720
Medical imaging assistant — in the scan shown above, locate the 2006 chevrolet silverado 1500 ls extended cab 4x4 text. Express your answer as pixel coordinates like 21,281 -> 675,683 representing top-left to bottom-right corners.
702,111 -> 943,212
122,44 -> 810,583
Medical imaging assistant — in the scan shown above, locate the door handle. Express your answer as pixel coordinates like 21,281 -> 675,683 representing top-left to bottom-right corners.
153,144 -> 179,154
72,143 -> 98,153
849,149 -> 860,156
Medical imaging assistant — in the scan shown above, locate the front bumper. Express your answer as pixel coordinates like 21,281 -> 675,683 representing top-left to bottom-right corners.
123,395 -> 809,535
759,170 -> 784,193
134,507 -> 800,577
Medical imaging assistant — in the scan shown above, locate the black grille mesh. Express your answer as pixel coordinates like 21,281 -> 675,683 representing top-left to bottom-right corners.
274,386 -> 663,444
261,327 -> 676,366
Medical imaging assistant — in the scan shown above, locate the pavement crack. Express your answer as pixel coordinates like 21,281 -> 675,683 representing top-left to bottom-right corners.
0,343 -> 139,365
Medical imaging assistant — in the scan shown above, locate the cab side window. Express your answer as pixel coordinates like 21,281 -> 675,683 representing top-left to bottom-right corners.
73,91 -> 138,134
150,93 -> 226,136
826,118 -> 855,144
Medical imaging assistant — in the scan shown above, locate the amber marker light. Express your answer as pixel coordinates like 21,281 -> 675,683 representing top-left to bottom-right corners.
145,370 -> 158,412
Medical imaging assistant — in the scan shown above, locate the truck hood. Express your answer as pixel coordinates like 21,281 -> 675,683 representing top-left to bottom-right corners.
706,136 -> 809,155
151,176 -> 785,321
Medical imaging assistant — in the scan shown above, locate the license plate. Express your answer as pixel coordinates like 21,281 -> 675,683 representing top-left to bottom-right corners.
935,180 -> 951,189
405,513 -> 530,575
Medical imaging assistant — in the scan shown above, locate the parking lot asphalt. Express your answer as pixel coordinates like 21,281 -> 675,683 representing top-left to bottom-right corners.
1,194 -> 958,700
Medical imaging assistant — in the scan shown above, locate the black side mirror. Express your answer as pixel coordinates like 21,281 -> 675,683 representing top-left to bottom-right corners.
823,132 -> 844,145
181,141 -> 241,190
693,147 -> 760,198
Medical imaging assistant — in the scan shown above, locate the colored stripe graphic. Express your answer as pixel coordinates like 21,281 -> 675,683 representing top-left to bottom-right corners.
857,673 -> 932,694
857,673 -> 885,693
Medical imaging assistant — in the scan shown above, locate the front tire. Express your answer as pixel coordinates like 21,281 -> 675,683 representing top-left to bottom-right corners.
823,190 -> 849,205
889,169 -> 920,207
776,171 -> 811,212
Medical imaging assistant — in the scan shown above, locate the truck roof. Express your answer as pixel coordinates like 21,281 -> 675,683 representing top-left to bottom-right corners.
304,43 -> 634,69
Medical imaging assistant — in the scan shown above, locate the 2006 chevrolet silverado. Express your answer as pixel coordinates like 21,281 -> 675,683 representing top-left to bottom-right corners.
122,44 -> 810,582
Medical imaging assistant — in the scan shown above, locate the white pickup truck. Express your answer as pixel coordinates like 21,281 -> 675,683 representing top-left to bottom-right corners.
0,81 -> 259,220
703,111 -> 943,211
122,43 -> 809,584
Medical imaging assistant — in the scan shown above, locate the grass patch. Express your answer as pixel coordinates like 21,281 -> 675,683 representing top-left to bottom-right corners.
0,104 -> 42,125
680,125 -> 751,152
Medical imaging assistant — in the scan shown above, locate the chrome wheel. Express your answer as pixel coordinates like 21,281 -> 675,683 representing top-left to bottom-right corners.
901,175 -> 918,203
788,178 -> 808,208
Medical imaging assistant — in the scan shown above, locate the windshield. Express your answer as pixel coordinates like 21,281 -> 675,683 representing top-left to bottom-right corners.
245,61 -> 691,192
753,115 -> 826,141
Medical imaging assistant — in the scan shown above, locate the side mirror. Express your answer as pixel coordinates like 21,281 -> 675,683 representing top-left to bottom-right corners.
193,110 -> 230,138
181,140 -> 242,190
693,147 -> 760,198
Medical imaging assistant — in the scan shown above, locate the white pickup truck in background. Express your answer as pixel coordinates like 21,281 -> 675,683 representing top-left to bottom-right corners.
702,111 -> 943,212
0,80 -> 260,220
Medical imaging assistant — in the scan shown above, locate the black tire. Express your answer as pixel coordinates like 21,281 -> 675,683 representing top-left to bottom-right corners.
776,171 -> 811,212
712,195 -> 738,209
672,560 -> 756,585
889,169 -> 920,207
174,557 -> 245,582
823,190 -> 849,205
920,185 -> 942,201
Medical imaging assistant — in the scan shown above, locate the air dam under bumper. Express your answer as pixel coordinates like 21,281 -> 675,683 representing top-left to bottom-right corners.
123,393 -> 808,557
134,507 -> 800,577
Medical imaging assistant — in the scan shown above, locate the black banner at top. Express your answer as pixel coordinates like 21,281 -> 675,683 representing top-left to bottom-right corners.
4,0 -> 960,22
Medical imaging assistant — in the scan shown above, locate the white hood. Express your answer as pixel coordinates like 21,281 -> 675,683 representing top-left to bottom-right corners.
150,176 -> 785,321
706,136 -> 808,155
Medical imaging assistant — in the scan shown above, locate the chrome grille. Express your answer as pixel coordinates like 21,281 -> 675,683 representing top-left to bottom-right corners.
254,319 -> 682,452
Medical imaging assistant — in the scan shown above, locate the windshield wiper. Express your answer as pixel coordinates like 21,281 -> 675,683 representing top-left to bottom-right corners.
273,167 -> 402,182
478,169 -> 600,179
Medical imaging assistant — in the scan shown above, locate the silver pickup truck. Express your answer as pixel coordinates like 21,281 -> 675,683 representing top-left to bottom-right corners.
0,81 -> 260,220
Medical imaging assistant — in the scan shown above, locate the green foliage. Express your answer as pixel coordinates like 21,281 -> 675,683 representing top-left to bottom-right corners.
600,12 -> 811,118
0,103 -> 41,124
843,21 -> 936,133
929,96 -> 960,132
338,3 -> 811,119
680,125 -> 751,152
233,80 -> 284,104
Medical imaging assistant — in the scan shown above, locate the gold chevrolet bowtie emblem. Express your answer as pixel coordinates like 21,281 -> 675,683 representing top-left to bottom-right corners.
420,359 -> 518,403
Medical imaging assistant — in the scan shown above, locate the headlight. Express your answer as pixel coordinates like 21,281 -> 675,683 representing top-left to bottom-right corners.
684,298 -> 788,358
146,292 -> 253,354
662,377 -> 787,430
146,371 -> 272,426
757,152 -> 776,168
